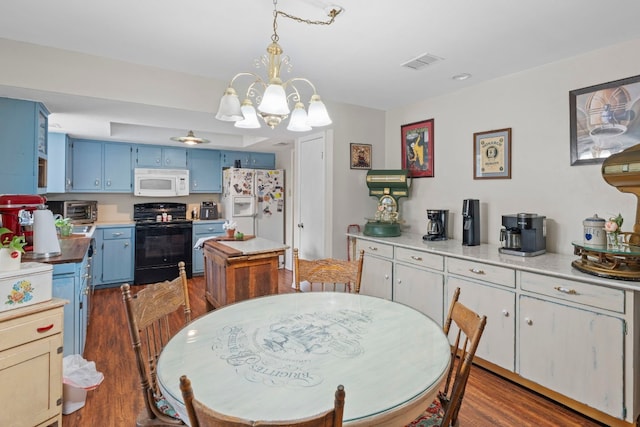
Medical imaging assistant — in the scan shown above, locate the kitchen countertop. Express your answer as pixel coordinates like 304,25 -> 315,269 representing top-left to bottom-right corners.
349,231 -> 640,292
22,237 -> 92,265
204,237 -> 288,257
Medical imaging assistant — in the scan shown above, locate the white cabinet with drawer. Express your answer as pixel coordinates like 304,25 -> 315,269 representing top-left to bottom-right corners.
356,240 -> 393,300
0,299 -> 65,427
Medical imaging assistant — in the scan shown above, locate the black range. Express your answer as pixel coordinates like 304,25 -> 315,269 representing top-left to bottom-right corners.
133,202 -> 192,284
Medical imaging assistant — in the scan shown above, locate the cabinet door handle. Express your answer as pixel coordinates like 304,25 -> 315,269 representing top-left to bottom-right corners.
384,274 -> 389,280
397,279 -> 402,284
94,179 -> 100,187
37,324 -> 54,333
502,309 -> 510,317
106,179 -> 112,187
469,268 -> 485,275
368,246 -> 378,251
410,256 -> 423,261
554,286 -> 577,295
124,242 -> 129,247
524,317 -> 533,325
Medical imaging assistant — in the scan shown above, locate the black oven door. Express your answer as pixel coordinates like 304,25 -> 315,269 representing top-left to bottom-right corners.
135,222 -> 193,284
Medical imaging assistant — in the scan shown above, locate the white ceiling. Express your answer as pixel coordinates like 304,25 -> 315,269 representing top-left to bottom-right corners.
1,0 -> 640,150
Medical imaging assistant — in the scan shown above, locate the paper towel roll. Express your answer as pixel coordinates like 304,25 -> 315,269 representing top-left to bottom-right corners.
33,209 -> 61,257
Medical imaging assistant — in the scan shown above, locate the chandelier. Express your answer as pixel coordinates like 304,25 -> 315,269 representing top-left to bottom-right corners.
215,0 -> 342,132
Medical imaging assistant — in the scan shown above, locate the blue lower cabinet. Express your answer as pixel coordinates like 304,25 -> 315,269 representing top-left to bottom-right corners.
93,225 -> 135,287
192,221 -> 225,274
52,251 -> 90,356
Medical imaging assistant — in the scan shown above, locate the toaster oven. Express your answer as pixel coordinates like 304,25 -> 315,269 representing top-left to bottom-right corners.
47,200 -> 98,224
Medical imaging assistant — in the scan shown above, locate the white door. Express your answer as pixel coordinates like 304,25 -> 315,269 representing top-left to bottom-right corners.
296,133 -> 326,259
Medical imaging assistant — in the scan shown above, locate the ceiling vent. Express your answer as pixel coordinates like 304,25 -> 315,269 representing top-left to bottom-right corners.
401,53 -> 443,70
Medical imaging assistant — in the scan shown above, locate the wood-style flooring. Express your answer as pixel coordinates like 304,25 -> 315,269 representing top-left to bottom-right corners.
62,271 -> 606,427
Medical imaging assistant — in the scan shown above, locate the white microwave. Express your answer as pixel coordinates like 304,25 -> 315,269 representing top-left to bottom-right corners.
134,168 -> 189,197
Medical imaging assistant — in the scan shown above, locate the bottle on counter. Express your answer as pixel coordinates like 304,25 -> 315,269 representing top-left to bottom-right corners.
192,208 -> 198,220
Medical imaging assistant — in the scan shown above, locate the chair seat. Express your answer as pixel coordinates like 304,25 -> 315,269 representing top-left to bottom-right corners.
155,395 -> 181,420
406,400 -> 444,427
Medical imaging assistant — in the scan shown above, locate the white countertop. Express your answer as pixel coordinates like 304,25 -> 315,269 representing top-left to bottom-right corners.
216,236 -> 288,255
349,231 -> 640,292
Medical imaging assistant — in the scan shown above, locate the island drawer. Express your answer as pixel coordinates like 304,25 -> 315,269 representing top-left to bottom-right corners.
356,240 -> 394,259
101,227 -> 132,240
447,258 -> 515,288
395,247 -> 444,271
520,272 -> 625,313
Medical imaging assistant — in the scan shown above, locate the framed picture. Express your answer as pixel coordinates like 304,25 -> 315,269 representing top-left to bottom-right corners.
570,74 -> 640,165
350,143 -> 372,169
401,119 -> 434,178
473,128 -> 512,179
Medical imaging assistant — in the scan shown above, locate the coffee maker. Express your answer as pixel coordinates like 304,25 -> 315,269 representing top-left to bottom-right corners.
499,213 -> 546,256
423,210 -> 448,241
0,194 -> 47,251
462,199 -> 480,246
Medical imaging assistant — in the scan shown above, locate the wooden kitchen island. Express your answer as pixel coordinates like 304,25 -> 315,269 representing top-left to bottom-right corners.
203,237 -> 288,311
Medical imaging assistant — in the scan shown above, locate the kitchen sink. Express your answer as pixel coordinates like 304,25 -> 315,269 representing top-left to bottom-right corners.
71,225 -> 96,237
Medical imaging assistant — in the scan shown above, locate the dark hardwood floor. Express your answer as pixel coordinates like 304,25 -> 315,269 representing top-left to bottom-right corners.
62,270 -> 606,427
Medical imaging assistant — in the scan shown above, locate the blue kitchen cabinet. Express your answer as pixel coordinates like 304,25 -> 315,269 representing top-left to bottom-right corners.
0,97 -> 49,194
47,132 -> 73,193
189,149 -> 222,193
220,150 -> 276,170
70,139 -> 133,192
93,225 -> 135,287
52,251 -> 90,356
136,145 -> 187,169
192,220 -> 225,274
248,152 -> 276,169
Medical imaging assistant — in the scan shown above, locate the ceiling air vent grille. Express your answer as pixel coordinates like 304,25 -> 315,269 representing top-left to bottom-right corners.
401,53 -> 443,70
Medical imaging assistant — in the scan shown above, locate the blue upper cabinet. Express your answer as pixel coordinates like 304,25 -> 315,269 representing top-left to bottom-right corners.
220,150 -> 276,169
0,97 -> 49,194
188,149 -> 222,193
69,139 -> 133,192
136,145 -> 187,169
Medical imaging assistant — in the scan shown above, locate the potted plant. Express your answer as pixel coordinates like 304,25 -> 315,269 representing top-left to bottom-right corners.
223,221 -> 237,238
0,227 -> 27,271
55,217 -> 73,237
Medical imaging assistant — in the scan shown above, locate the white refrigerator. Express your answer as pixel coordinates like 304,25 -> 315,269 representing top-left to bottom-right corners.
221,168 -> 285,244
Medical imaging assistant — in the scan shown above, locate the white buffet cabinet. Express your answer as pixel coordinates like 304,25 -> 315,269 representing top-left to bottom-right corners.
350,231 -> 639,427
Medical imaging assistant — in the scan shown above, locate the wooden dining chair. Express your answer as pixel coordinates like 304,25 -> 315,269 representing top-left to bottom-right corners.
121,261 -> 191,427
293,248 -> 365,293
179,375 -> 346,427
407,287 -> 487,427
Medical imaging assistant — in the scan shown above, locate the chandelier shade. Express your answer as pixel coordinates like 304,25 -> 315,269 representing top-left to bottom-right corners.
215,0 -> 342,132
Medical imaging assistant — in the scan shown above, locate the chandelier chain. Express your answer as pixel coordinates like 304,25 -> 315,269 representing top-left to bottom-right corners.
271,0 -> 341,43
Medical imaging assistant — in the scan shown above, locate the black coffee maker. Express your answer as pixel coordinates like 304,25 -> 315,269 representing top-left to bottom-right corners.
423,209 -> 448,241
499,213 -> 546,256
462,199 -> 480,246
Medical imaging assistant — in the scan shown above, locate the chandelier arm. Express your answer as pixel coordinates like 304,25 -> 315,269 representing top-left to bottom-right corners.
286,77 -> 320,96
228,72 -> 266,89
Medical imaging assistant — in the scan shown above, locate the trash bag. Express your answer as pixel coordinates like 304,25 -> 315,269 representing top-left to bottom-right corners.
62,354 -> 104,390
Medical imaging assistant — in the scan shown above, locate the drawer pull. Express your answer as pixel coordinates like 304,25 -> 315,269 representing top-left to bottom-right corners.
469,268 -> 485,275
410,256 -> 423,261
368,246 -> 379,251
554,286 -> 577,295
112,232 -> 123,237
37,324 -> 54,333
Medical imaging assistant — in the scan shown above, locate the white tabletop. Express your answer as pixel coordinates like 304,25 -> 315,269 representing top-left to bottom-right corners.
157,292 -> 450,426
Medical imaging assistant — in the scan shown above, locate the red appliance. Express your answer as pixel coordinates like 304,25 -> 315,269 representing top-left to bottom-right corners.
0,194 -> 47,251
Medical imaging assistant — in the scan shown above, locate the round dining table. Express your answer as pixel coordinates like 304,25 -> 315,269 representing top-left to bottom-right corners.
157,292 -> 451,426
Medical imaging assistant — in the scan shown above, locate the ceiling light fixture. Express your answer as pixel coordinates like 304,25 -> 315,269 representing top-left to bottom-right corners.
452,73 -> 472,81
170,130 -> 210,145
215,0 -> 342,132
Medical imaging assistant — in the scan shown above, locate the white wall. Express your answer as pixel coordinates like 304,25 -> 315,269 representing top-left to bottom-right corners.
385,39 -> 640,255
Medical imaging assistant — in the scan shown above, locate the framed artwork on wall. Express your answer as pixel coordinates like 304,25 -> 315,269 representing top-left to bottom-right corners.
473,128 -> 512,179
570,74 -> 640,165
350,143 -> 372,169
401,119 -> 434,178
